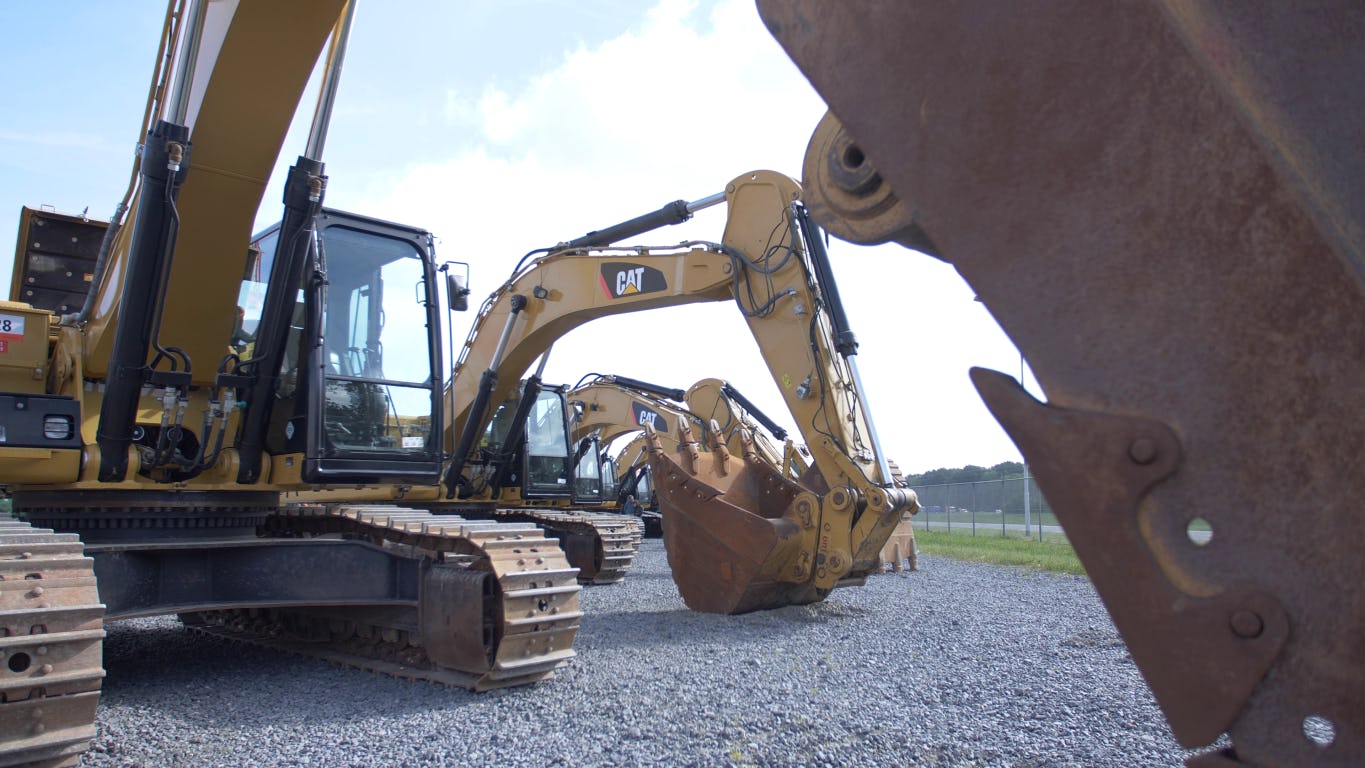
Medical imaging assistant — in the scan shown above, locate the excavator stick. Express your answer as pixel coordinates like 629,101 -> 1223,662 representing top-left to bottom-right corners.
647,421 -> 823,614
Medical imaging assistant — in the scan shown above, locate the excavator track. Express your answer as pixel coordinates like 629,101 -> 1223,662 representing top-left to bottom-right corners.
0,515 -> 105,768
189,505 -> 583,690
482,510 -> 642,585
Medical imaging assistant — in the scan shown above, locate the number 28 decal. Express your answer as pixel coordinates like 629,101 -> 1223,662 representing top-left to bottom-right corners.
0,314 -> 26,341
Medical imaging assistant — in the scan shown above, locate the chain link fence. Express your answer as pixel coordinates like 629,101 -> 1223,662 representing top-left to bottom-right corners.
909,476 -> 1059,539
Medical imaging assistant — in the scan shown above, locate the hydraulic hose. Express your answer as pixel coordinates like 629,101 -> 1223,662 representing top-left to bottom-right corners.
444,294 -> 527,497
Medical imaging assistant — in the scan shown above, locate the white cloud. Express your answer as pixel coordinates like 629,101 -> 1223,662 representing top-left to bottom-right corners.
476,87 -> 532,145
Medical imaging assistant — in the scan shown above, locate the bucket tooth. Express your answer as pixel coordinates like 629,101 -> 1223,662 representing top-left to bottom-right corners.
707,419 -> 732,477
673,419 -> 702,475
739,427 -> 761,464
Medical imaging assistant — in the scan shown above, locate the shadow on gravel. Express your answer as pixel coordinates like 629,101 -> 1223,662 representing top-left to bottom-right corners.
583,570 -> 676,583
97,618 -> 503,727
580,600 -> 875,654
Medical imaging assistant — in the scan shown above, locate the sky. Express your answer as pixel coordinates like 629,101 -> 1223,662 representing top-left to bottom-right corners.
0,0 -> 1036,475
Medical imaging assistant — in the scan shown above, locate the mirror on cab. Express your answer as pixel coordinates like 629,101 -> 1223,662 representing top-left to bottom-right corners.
444,263 -> 471,312
450,267 -> 472,309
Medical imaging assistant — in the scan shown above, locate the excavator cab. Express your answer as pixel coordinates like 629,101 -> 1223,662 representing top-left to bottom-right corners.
467,381 -> 577,499
250,209 -> 445,484
465,381 -> 611,506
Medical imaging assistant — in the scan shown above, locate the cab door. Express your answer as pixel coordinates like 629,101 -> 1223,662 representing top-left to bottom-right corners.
305,212 -> 443,483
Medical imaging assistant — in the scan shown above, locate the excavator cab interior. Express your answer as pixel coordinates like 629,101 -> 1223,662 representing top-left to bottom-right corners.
571,434 -> 605,505
619,462 -> 656,509
250,209 -> 445,483
524,387 -> 572,496
599,451 -> 619,502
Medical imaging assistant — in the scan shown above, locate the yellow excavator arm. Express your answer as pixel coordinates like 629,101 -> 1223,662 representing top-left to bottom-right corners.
441,170 -> 917,613
567,375 -> 700,449
75,1 -> 347,381
598,376 -> 808,486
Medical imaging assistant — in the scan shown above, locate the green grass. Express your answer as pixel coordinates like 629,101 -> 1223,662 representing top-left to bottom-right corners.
916,529 -> 1086,576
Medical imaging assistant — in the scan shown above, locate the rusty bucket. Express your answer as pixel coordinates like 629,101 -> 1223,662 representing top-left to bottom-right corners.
647,421 -> 823,614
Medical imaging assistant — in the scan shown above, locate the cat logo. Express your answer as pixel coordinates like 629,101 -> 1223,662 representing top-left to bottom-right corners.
600,262 -> 668,299
631,402 -> 668,433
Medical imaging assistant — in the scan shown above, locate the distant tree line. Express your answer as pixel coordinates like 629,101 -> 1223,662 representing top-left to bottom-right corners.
903,461 -> 1024,487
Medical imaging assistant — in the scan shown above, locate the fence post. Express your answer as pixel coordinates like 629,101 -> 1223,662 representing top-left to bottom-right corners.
970,481 -> 977,537
1003,478 -> 1009,538
1038,479 -> 1044,542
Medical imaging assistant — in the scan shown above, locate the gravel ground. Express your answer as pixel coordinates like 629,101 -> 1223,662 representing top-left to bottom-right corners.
80,540 -> 1198,767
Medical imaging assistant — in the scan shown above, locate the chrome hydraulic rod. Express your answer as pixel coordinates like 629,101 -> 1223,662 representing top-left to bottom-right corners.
846,355 -> 893,485
166,0 -> 209,126
796,203 -> 894,485
304,0 -> 359,161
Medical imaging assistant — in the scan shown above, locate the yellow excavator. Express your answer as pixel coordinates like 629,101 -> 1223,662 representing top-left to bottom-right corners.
282,163 -> 926,592
677,376 -> 917,574
568,372 -> 918,572
0,3 -> 587,764
564,373 -> 800,539
758,2 -> 1362,765
0,2 -> 915,764
300,164 -> 919,615
568,375 -> 807,518
284,158 -> 927,591
410,372 -> 645,585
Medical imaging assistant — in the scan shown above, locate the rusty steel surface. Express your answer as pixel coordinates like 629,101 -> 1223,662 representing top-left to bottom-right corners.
874,518 -> 917,574
759,1 -> 1365,765
973,369 -> 1289,744
647,424 -> 823,614
0,516 -> 105,768
481,510 -> 643,585
799,111 -> 937,256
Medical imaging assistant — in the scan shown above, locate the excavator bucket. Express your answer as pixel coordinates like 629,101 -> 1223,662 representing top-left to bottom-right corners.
648,421 -> 824,614
874,517 -> 918,573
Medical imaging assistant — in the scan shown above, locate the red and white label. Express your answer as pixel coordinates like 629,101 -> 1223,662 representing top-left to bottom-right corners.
0,314 -> 24,343
0,340 -> 7,354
